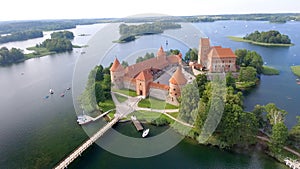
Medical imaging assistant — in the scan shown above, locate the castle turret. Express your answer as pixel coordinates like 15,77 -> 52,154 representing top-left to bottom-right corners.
135,70 -> 153,98
110,58 -> 125,88
157,46 -> 166,61
169,66 -> 187,99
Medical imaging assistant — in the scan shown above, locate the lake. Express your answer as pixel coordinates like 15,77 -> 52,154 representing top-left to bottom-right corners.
0,20 -> 297,168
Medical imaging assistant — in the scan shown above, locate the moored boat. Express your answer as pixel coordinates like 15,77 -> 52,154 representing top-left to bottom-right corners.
49,88 -> 54,94
142,128 -> 150,138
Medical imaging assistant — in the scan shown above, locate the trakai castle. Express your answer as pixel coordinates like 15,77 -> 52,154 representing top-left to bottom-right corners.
110,37 -> 237,105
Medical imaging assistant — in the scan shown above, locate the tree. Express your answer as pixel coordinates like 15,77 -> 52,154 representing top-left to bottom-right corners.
238,66 -> 257,82
195,73 -> 208,98
225,72 -> 236,89
179,82 -> 200,124
245,51 -> 263,74
170,49 -> 180,55
121,61 -> 129,67
235,49 -> 248,66
289,116 -> 300,148
235,49 -> 264,74
184,48 -> 198,61
51,31 -> 74,39
252,105 -> 266,128
269,122 -> 288,154
265,103 -> 287,126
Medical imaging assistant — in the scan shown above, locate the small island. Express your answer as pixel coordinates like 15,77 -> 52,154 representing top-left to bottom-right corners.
26,31 -> 75,58
228,30 -> 293,47
291,65 -> 300,77
115,22 -> 181,43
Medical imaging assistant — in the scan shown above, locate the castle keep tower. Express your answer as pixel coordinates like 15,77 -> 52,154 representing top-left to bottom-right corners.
110,58 -> 125,89
198,38 -> 211,67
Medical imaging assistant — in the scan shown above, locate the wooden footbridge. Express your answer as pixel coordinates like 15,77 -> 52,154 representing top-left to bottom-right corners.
54,115 -> 120,169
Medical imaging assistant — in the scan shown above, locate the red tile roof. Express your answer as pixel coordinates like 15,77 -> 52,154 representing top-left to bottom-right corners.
209,47 -> 236,58
110,58 -> 125,72
135,70 -> 153,81
157,46 -> 166,57
169,67 -> 187,85
149,82 -> 169,90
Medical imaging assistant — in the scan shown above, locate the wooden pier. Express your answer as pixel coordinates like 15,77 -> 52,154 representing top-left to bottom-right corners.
131,116 -> 144,131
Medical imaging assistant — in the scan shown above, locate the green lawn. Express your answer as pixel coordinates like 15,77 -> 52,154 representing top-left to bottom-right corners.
129,111 -> 163,122
98,99 -> 116,112
115,93 -> 128,103
262,65 -> 280,75
236,81 -> 256,89
25,46 -> 56,58
228,36 -> 293,47
138,97 -> 178,110
128,110 -> 174,125
112,88 -> 137,97
291,65 -> 300,77
167,112 -> 179,118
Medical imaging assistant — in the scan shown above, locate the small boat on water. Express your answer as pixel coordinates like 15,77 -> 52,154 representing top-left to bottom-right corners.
66,87 -> 71,90
44,95 -> 49,99
49,89 -> 54,94
60,93 -> 65,97
142,128 -> 150,138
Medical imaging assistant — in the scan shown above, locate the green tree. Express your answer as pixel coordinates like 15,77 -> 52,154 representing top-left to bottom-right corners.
185,48 -> 198,61
121,61 -> 129,67
289,116 -> 300,148
269,122 -> 288,154
226,72 -> 236,89
265,103 -> 287,126
195,73 -> 208,98
252,105 -> 266,128
179,81 -> 200,124
238,66 -> 257,82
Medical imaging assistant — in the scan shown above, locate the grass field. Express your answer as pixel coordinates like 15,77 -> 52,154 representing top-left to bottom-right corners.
25,46 -> 56,58
262,65 -> 280,75
291,65 -> 300,77
138,97 -> 178,110
112,88 -> 137,97
115,93 -> 128,103
228,36 -> 293,47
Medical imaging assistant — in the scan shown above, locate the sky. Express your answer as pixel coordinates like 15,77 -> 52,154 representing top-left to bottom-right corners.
1,0 -> 300,21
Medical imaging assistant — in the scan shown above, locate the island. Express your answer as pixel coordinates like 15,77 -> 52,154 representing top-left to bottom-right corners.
228,30 -> 293,47
115,22 -> 181,43
291,65 -> 300,77
26,31 -> 75,58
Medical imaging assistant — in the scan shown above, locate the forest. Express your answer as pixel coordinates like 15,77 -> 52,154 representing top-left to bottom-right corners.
0,47 -> 25,65
0,30 -> 43,44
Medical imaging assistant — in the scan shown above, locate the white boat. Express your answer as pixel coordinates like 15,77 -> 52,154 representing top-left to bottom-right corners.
131,115 -> 137,121
49,88 -> 54,94
77,115 -> 92,125
142,128 -> 150,138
